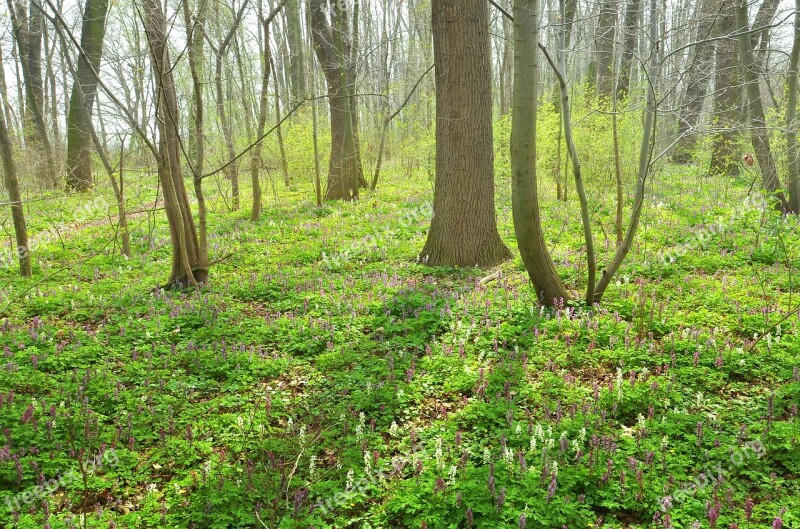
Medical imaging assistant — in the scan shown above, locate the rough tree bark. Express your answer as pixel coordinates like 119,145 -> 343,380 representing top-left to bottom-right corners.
595,0 -> 618,100
141,0 -> 206,286
285,0 -> 305,102
0,106 -> 31,277
710,0 -> 740,176
420,0 -> 511,268
616,0 -> 641,100
787,0 -> 800,214
735,0 -> 787,209
7,0 -> 57,185
673,0 -> 717,164
65,0 -> 109,191
309,0 -> 363,201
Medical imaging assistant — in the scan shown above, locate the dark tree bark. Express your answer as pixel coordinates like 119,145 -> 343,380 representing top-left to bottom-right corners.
141,0 -> 206,286
751,0 -> 779,70
787,0 -> 800,214
65,0 -> 109,191
595,0 -> 618,100
615,0 -> 640,100
7,0 -> 57,185
710,0 -> 740,176
420,0 -> 511,268
735,0 -> 787,208
309,0 -> 363,201
673,0 -> 718,163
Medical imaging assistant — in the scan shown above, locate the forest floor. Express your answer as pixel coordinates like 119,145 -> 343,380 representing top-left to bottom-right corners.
0,167 -> 799,528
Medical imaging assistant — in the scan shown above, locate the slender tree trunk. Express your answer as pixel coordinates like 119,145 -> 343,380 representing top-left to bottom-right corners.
0,107 -> 31,277
593,0 -> 660,301
512,0 -> 569,305
7,0 -> 57,185
141,0 -> 205,286
251,0 -> 272,220
65,0 -> 109,191
273,62 -> 290,187
500,13 -> 513,116
735,0 -> 787,209
285,0 -> 305,102
182,0 -> 209,259
787,0 -> 800,214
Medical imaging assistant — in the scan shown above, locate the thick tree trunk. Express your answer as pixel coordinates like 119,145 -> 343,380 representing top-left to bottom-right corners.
710,0 -> 740,176
735,0 -> 787,208
512,0 -> 569,305
0,109 -> 31,277
65,0 -> 109,191
420,0 -> 511,268
595,0 -> 618,100
309,0 -> 363,201
142,0 -> 206,286
673,0 -> 716,164
616,0 -> 641,100
285,0 -> 305,102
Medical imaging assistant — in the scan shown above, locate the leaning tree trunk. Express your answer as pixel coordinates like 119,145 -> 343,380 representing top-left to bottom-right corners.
141,0 -> 206,286
735,0 -> 787,209
710,0 -> 740,176
420,0 -> 511,268
512,0 -> 570,305
0,106 -> 31,277
65,0 -> 109,191
7,0 -> 57,186
309,0 -> 362,201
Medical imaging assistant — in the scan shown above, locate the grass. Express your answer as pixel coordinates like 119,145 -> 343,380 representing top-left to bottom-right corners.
0,158 -> 799,528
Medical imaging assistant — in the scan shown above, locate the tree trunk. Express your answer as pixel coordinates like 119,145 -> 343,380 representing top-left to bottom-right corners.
735,0 -> 787,208
65,0 -> 109,191
787,0 -> 800,214
673,0 -> 716,164
142,0 -> 205,286
285,0 -> 305,102
419,0 -> 511,268
616,0 -> 640,100
182,0 -> 209,259
7,0 -> 57,185
595,0 -> 618,100
0,106 -> 31,277
512,0 -> 569,305
710,0 -> 740,176
309,0 -> 362,201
